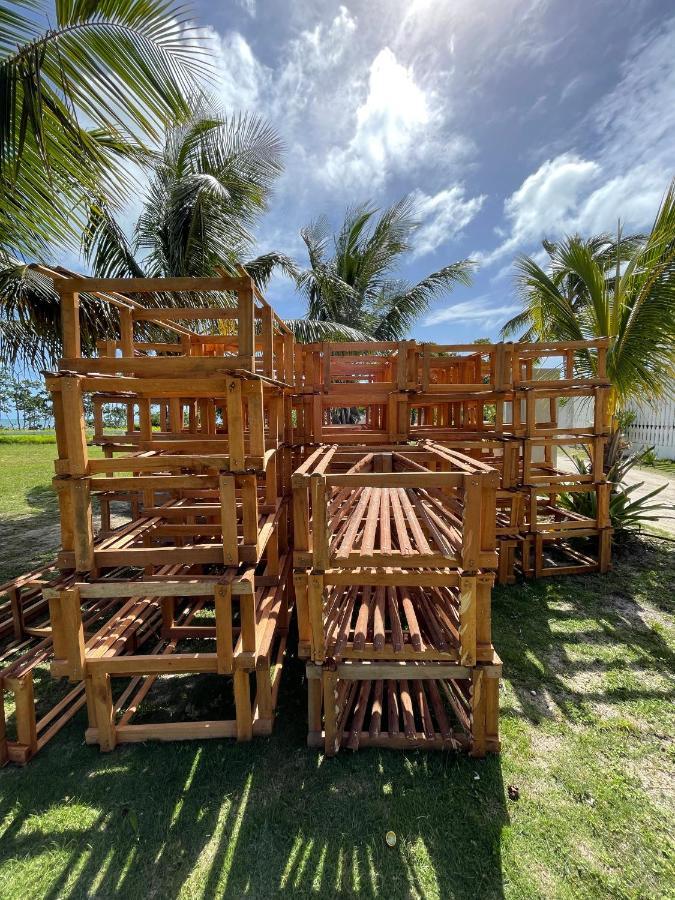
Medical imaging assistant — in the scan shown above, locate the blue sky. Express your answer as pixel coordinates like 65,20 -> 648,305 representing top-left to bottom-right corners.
75,0 -> 675,341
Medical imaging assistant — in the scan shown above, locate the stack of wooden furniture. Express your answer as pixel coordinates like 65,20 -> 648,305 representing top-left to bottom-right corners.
0,273 -> 295,761
292,443 -> 502,756
0,271 -> 615,764
291,338 -> 612,582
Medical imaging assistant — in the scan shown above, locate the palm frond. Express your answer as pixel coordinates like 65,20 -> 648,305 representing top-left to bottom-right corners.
296,196 -> 473,340
285,318 -> 373,343
244,252 -> 300,290
136,107 -> 283,277
0,257 -> 121,367
610,180 -> 675,404
1,0 -> 209,254
83,197 -> 146,278
372,260 -> 475,340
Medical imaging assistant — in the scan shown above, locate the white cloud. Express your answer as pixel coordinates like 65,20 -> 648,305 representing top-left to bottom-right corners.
322,48 -> 437,188
272,5 -> 358,126
394,0 -> 559,88
209,29 -> 268,111
424,296 -> 520,326
237,0 -> 256,16
412,186 -> 486,257
301,5 -> 357,68
480,153 -> 600,264
480,17 -> 675,266
559,74 -> 586,103
596,19 -> 675,175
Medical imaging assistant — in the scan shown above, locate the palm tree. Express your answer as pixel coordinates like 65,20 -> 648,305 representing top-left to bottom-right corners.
501,183 -> 675,419
0,104 -> 292,367
0,0 -> 206,258
501,182 -> 675,531
84,102 -> 289,280
287,198 -> 475,342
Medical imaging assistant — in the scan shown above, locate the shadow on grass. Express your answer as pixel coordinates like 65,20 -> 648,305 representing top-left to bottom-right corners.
0,486 -> 112,583
0,484 -> 62,582
493,536 -> 675,726
0,648 -> 509,899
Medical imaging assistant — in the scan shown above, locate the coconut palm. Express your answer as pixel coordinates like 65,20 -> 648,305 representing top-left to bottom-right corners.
287,198 -> 475,342
501,181 -> 675,531
84,103 -> 289,280
0,104 -> 291,368
0,0 -> 206,258
501,182 -> 675,415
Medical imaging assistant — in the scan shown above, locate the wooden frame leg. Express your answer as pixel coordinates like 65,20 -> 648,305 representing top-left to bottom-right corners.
307,675 -> 322,741
470,669 -> 486,758
255,661 -> 273,732
0,685 -> 9,767
234,670 -> 252,741
459,576 -> 477,666
6,674 -> 38,761
485,673 -> 500,753
214,582 -> 234,675
91,672 -> 116,751
308,572 -> 325,663
323,668 -> 339,757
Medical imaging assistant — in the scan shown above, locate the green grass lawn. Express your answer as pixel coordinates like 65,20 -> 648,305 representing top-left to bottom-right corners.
0,440 -> 673,899
0,441 -> 104,582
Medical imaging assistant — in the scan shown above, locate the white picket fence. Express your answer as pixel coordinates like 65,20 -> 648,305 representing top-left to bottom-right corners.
626,382 -> 675,459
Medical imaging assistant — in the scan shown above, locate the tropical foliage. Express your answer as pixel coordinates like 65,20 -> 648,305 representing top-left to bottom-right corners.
502,181 -> 675,416
0,0 -> 206,257
84,102 -> 288,279
0,103 -> 291,367
287,198 -> 474,342
502,184 -> 675,529
561,443 -> 671,533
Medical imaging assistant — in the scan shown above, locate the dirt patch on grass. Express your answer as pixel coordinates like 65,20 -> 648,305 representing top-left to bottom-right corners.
607,592 -> 674,634
0,509 -> 131,581
626,749 -> 675,812
0,518 -> 61,580
528,729 -> 566,758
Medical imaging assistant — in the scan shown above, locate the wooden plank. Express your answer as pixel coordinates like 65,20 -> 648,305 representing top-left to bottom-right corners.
471,669 -> 486,757
346,680 -> 371,750
373,586 -> 386,651
323,669 -> 339,756
360,488 -> 381,555
325,472 -> 461,488
369,680 -> 383,738
311,476 -> 329,569
71,479 -> 94,572
399,680 -> 416,738
237,283 -> 256,372
59,356 -> 252,376
60,377 -> 89,475
87,653 -> 219,675
98,721 -> 239,743
245,379 -> 266,458
308,572 -> 325,662
60,587 -> 85,681
459,576 -> 477,666
336,661 -> 474,679
132,307 -> 238,321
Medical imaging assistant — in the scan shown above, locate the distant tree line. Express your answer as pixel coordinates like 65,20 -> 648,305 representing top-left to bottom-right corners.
0,370 -> 52,429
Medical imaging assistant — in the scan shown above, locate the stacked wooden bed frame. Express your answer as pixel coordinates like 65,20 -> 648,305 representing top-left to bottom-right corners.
0,272 -> 613,764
